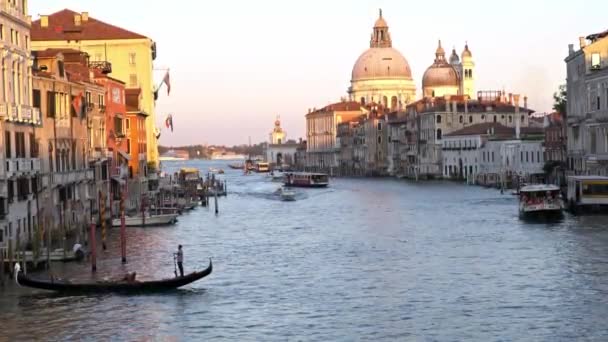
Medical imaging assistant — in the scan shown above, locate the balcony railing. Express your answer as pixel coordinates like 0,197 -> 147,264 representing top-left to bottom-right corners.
52,169 -> 95,186
89,61 -> 112,74
0,103 -> 6,118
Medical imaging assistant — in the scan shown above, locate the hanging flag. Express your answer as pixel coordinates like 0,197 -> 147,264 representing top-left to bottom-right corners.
163,70 -> 171,95
165,114 -> 173,132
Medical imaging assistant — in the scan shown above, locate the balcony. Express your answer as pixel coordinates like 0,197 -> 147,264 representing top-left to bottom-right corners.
0,103 -> 6,118
99,104 -> 106,113
9,104 -> 18,121
19,105 -> 32,121
89,61 -> 112,74
52,169 -> 95,186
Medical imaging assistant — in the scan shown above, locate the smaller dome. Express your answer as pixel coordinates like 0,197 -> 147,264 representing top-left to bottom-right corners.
449,48 -> 460,65
422,64 -> 460,88
462,43 -> 472,59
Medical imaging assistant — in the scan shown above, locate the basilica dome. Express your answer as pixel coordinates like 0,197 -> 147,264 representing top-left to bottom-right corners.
422,40 -> 460,88
351,47 -> 412,81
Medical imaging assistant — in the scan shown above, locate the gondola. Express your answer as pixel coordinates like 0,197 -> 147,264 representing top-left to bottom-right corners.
16,259 -> 212,293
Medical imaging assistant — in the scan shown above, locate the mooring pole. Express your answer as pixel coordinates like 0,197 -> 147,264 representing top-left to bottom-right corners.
90,223 -> 97,272
120,183 -> 126,264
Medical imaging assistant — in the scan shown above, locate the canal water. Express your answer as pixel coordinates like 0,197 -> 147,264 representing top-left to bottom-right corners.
2,160 -> 608,341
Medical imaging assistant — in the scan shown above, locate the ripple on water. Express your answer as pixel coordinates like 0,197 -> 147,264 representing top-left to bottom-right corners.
3,162 -> 608,340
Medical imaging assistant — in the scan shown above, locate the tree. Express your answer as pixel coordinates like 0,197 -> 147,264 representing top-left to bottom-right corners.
553,84 -> 567,116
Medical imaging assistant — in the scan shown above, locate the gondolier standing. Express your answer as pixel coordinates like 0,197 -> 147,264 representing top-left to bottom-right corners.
175,245 -> 184,277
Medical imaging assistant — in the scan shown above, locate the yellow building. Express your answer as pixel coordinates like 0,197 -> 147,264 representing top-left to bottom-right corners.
30,9 -> 160,165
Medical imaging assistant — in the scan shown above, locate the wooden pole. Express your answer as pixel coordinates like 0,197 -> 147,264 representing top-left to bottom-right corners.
1,246 -> 5,286
100,190 -> 106,250
46,214 -> 51,270
214,191 -> 219,215
90,223 -> 96,272
120,183 -> 126,263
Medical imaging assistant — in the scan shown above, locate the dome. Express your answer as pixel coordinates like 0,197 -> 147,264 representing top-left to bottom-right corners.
374,17 -> 388,28
351,47 -> 412,81
422,64 -> 459,88
449,48 -> 460,65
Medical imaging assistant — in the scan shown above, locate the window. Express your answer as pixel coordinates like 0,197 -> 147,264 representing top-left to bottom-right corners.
493,115 -> 497,123
531,151 -> 534,163
86,91 -> 92,106
459,115 -> 463,123
129,53 -> 136,65
377,122 -> 382,131
491,151 -> 495,162
5,131 -> 11,158
436,129 -> 442,140
591,53 -> 601,69
58,61 -> 65,77
377,136 -> 382,144
25,35 -> 28,49
29,133 -> 38,158
521,115 -> 525,123
598,96 -> 601,111
508,115 -> 512,123
526,151 -> 529,162
469,116 -> 473,124
129,74 -> 138,87
521,151 -> 523,162
436,115 -> 442,123
126,119 -> 131,131
127,139 -> 131,154
15,132 -> 25,158
537,151 -> 541,163
33,89 -> 41,108
10,29 -> 14,44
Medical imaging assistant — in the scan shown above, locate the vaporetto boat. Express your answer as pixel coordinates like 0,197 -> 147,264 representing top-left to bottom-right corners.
519,184 -> 563,219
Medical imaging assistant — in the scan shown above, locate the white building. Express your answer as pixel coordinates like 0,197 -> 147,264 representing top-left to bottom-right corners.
565,29 -> 608,176
442,123 -> 545,186
1,0 -> 41,260
265,117 -> 299,167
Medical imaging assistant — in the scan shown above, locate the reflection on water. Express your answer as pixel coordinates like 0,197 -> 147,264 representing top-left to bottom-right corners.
2,160 -> 608,340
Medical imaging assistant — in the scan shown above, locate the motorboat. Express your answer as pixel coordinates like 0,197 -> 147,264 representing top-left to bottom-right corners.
17,259 -> 212,293
519,184 -> 563,219
283,172 -> 329,188
112,213 -> 178,227
276,187 -> 296,201
269,171 -> 284,182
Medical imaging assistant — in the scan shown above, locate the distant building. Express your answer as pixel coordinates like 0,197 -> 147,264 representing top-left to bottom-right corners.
565,29 -> 608,176
159,150 -> 189,161
422,40 -> 475,99
441,123 -> 545,187
265,118 -> 299,167
305,101 -> 367,173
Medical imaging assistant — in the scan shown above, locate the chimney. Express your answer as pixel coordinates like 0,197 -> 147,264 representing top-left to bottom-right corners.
523,96 -> 528,110
568,44 -> 574,56
445,98 -> 450,112
74,14 -> 81,26
452,100 -> 457,114
579,37 -> 587,49
508,93 -> 513,105
513,94 -> 520,110
82,12 -> 89,22
41,15 -> 48,27
464,98 -> 468,113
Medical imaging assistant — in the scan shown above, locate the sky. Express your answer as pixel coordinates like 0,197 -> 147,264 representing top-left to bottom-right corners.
31,0 -> 608,146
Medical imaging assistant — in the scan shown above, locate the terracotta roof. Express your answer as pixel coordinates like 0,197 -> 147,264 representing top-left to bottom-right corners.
33,48 -> 85,58
307,101 -> 364,116
31,9 -> 148,41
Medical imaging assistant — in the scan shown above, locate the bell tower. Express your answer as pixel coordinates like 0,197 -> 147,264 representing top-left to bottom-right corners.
461,42 -> 475,98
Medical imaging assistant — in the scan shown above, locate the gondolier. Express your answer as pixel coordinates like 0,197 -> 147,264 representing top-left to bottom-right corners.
175,245 -> 184,277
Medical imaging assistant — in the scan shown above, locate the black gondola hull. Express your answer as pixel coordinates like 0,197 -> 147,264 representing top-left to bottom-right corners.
17,259 -> 212,293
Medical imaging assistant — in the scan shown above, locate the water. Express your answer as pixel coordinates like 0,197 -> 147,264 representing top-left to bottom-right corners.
2,160 -> 608,341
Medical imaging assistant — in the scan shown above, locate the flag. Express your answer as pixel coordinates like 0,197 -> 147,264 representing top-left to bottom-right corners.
163,71 -> 171,95
165,114 -> 173,132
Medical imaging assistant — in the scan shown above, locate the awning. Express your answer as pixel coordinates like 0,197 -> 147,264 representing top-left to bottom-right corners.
118,150 -> 131,161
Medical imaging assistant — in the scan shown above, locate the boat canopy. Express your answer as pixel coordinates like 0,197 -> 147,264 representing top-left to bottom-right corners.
520,184 -> 560,193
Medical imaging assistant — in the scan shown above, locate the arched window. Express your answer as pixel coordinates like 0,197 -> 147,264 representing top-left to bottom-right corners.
493,115 -> 497,123
436,128 -> 442,140
508,115 -> 512,123
459,115 -> 463,123
436,115 -> 442,124
469,116 -> 473,123
360,97 -> 366,105
521,115 -> 525,123
391,96 -> 398,110
382,96 -> 388,107
432,90 -> 435,97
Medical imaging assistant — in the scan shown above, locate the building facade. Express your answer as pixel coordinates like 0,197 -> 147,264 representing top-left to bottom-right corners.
1,0 -> 41,258
31,9 -> 161,166
565,30 -> 608,176
265,117 -> 299,167
422,41 -> 475,99
305,101 -> 366,173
